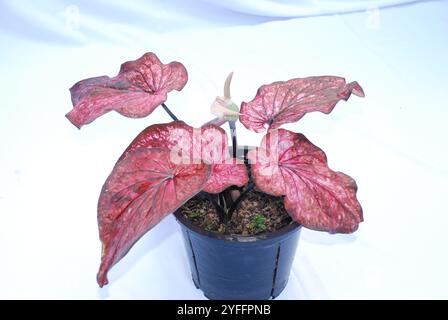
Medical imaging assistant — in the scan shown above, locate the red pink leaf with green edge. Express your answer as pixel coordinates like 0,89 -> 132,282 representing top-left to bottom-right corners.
240,76 -> 364,133
97,147 -> 210,287
248,129 -> 363,233
203,158 -> 247,194
66,52 -> 188,128
121,121 -> 248,194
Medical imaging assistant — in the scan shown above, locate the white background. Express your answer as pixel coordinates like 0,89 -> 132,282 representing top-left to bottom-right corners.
0,0 -> 447,299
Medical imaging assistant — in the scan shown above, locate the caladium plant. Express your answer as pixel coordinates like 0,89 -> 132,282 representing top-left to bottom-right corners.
66,52 -> 365,287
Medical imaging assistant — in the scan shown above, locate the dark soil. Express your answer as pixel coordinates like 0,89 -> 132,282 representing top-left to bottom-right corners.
179,190 -> 293,236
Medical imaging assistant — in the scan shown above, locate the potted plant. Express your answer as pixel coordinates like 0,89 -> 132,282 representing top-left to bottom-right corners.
66,52 -> 364,299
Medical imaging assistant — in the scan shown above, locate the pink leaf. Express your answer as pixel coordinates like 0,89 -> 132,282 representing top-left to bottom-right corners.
202,160 -> 248,194
121,121 -> 248,193
66,52 -> 188,128
240,76 -> 364,132
97,147 -> 210,287
248,129 -> 363,233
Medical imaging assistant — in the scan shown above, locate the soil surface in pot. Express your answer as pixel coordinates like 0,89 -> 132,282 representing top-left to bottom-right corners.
179,190 -> 292,236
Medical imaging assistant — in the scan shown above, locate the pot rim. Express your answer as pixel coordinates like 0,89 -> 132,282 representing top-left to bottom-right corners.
173,207 -> 301,242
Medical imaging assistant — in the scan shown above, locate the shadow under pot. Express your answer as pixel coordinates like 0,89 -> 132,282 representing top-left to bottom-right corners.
174,202 -> 301,300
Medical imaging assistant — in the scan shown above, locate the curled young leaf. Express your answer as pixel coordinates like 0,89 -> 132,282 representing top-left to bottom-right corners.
66,52 -> 188,128
248,129 -> 363,233
97,147 -> 210,287
240,76 -> 364,132
210,96 -> 240,121
121,121 -> 248,194
210,72 -> 241,122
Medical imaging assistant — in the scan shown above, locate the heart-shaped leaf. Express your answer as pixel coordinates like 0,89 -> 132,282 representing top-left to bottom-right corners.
203,158 -> 247,194
66,52 -> 188,128
248,129 -> 363,233
240,76 -> 364,132
121,121 -> 248,194
97,147 -> 210,287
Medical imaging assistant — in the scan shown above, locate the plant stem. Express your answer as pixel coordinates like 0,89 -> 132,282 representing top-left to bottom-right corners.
223,189 -> 233,211
218,120 -> 238,213
243,145 -> 252,181
161,103 -> 178,121
200,192 -> 227,224
227,182 -> 255,221
228,120 -> 237,158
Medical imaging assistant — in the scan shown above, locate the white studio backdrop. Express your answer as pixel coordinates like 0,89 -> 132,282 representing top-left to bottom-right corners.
0,0 -> 432,43
0,0 -> 447,299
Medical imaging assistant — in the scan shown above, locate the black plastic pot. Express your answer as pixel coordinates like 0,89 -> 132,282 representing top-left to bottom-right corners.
174,209 -> 301,300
